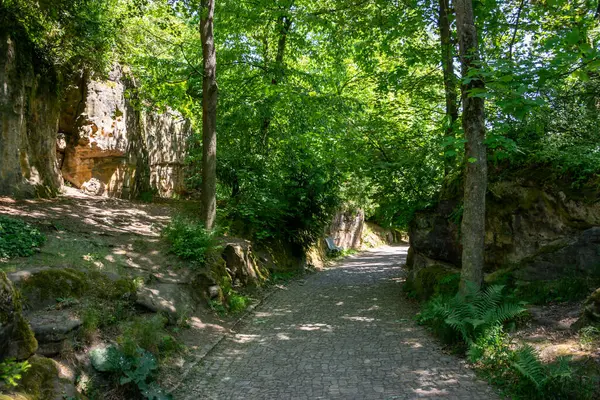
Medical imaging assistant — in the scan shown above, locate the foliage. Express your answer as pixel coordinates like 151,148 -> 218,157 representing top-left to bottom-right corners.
89,315 -> 177,399
418,282 -> 598,399
162,217 -> 220,267
117,314 -> 179,357
0,216 -> 45,259
417,284 -> 526,345
0,359 -> 31,388
90,346 -> 172,400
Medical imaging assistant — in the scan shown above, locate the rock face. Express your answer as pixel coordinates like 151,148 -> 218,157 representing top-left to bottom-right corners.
328,209 -> 365,250
0,33 -> 191,199
59,66 -> 190,199
0,33 -> 63,197
408,180 -> 600,281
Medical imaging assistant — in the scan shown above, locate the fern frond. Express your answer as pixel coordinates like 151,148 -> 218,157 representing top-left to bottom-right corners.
512,345 -> 546,388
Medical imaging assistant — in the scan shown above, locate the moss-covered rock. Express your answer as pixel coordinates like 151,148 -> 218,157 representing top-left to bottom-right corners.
18,268 -> 88,309
1,272 -> 37,360
4,355 -> 82,400
583,288 -> 600,322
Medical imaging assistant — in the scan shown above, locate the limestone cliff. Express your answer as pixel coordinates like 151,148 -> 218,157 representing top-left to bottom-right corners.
0,33 -> 191,199
408,176 -> 600,281
59,66 -> 190,198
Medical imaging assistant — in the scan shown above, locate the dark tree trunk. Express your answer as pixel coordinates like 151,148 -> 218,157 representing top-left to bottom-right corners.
439,0 -> 458,175
200,0 -> 218,230
455,0 -> 487,292
261,15 -> 292,151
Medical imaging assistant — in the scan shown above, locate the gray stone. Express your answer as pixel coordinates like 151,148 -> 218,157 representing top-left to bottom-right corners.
27,310 -> 82,356
136,283 -> 196,322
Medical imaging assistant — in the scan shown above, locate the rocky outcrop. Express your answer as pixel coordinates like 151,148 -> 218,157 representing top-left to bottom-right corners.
59,67 -> 190,199
408,179 -> 600,281
0,32 -> 191,199
222,240 -> 268,287
0,34 -> 63,197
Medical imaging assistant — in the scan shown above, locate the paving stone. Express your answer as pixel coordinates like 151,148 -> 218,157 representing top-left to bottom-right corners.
175,246 -> 500,400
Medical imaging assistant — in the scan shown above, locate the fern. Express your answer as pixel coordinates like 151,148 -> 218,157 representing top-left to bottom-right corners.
512,345 -> 546,389
418,284 -> 526,345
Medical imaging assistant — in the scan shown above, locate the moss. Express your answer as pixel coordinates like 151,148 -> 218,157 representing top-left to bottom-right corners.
20,268 -> 88,305
13,355 -> 58,400
10,314 -> 38,360
1,272 -> 22,325
86,270 -> 136,300
408,265 -> 459,301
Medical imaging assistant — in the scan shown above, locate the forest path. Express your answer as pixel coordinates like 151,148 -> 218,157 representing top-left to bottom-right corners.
175,245 -> 499,400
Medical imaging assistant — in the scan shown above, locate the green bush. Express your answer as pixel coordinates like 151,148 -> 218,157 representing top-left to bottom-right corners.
162,217 -> 219,267
90,346 -> 171,400
418,285 -> 598,399
118,315 -> 179,358
0,358 -> 31,388
0,216 -> 45,258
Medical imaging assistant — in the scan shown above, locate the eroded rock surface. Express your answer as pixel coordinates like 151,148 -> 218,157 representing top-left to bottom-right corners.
409,180 -> 600,281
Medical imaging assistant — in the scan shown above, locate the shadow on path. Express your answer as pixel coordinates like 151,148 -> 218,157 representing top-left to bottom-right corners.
175,245 -> 499,400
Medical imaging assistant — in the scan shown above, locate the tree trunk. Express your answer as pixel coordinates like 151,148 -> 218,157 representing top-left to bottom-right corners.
455,0 -> 487,292
200,0 -> 218,230
261,15 -> 292,151
439,0 -> 458,175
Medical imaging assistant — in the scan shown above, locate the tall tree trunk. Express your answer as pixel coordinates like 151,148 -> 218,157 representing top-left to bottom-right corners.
439,0 -> 458,175
200,0 -> 218,230
455,0 -> 487,292
261,15 -> 292,151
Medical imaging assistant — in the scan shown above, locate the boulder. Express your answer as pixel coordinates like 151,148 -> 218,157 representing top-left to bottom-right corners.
1,272 -> 38,360
1,355 -> 82,400
27,310 -> 82,356
9,268 -> 88,311
575,288 -> 600,329
136,283 -> 196,322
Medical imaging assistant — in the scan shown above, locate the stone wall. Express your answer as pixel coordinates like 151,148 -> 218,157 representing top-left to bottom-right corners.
408,179 -> 600,281
0,33 -> 191,199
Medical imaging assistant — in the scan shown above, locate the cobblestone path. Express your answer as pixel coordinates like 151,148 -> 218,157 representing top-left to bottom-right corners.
175,246 -> 499,399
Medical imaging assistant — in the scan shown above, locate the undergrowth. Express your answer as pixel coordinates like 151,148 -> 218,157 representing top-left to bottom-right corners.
89,315 -> 179,400
0,216 -> 45,259
161,217 -> 220,268
416,284 -> 598,399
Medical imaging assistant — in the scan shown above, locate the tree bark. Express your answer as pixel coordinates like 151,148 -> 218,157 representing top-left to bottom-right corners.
261,14 -> 292,151
439,0 -> 458,175
200,0 -> 218,230
455,0 -> 487,292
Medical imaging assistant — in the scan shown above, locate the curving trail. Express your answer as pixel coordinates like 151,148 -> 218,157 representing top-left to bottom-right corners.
175,245 -> 499,400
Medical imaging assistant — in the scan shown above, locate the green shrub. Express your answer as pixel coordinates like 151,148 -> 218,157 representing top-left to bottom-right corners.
227,293 -> 251,314
0,358 -> 31,387
118,315 -> 179,358
162,217 -> 219,267
515,277 -> 600,305
0,216 -> 45,258
90,346 -> 171,400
